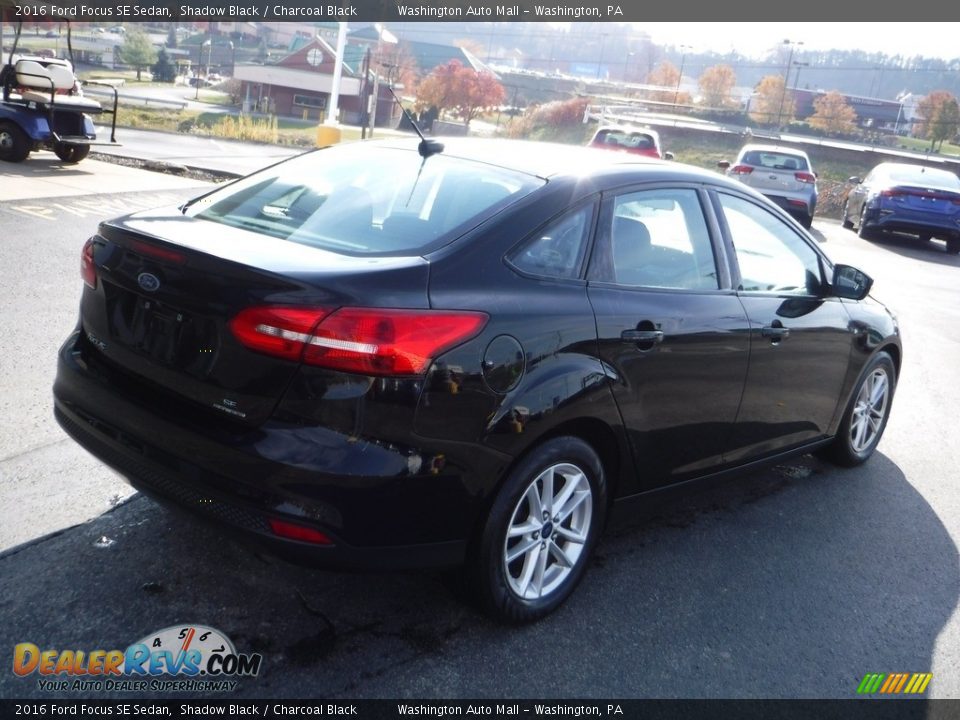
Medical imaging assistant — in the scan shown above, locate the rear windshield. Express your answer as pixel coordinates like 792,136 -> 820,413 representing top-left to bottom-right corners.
875,165 -> 960,189
593,129 -> 658,151
740,150 -> 809,172
187,143 -> 544,255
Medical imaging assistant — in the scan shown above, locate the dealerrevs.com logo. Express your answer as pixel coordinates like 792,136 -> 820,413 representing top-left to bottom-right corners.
13,625 -> 263,693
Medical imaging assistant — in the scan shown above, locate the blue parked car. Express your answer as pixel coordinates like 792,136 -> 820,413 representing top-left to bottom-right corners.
843,162 -> 960,255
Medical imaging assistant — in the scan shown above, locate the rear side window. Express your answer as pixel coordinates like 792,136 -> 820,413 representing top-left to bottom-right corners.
188,144 -> 544,255
507,204 -> 594,280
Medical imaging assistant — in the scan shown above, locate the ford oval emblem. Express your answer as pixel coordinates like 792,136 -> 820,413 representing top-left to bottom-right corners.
137,272 -> 161,293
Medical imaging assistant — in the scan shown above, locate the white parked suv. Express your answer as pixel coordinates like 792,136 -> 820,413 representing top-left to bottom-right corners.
719,144 -> 818,228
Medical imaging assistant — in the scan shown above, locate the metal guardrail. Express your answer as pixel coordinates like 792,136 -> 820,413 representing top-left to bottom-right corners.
83,86 -> 187,110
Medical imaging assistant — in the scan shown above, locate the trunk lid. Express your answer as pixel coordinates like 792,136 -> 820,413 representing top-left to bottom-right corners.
81,207 -> 430,427
881,184 -> 960,217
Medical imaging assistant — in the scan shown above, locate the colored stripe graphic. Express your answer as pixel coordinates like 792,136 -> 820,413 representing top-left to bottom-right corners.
857,672 -> 932,694
857,674 -> 884,694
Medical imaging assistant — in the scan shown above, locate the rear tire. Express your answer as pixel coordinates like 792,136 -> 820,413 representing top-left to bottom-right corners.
841,201 -> 854,229
947,237 -> 960,255
471,436 -> 607,623
800,213 -> 814,229
857,207 -> 873,240
0,122 -> 30,163
54,143 -> 90,164
821,352 -> 896,467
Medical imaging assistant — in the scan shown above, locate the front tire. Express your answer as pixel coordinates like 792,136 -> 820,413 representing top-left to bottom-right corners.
822,352 -> 896,467
472,436 -> 607,623
0,122 -> 30,163
54,142 -> 90,164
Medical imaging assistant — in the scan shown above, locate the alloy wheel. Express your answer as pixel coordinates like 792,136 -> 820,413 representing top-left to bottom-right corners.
502,462 -> 593,600
849,368 -> 890,453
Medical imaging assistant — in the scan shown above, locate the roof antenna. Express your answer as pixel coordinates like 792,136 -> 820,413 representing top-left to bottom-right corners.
387,85 -> 444,159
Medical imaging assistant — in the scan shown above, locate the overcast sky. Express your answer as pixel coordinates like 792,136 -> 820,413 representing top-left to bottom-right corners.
637,23 -> 960,60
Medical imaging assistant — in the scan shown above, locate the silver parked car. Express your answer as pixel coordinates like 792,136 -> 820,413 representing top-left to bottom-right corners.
719,144 -> 818,228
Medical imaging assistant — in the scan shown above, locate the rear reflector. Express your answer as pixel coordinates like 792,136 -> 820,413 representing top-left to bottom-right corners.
269,518 -> 333,545
81,239 -> 97,289
230,306 -> 488,376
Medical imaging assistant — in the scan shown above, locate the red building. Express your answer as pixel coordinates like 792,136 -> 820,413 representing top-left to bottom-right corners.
234,38 -> 398,126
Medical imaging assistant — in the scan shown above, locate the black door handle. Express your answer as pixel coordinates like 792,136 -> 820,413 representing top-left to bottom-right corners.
621,329 -> 664,344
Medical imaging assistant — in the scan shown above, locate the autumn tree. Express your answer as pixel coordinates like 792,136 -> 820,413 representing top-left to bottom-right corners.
117,28 -> 158,81
698,64 -> 737,109
918,90 -> 960,150
415,60 -> 505,130
808,91 -> 858,135
645,61 -> 691,105
749,75 -> 793,127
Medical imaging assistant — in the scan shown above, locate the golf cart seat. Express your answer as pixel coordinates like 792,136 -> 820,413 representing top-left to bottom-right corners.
12,58 -> 103,112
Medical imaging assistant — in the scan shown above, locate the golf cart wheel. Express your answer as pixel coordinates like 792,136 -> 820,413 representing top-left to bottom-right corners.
54,142 -> 90,164
0,122 -> 30,163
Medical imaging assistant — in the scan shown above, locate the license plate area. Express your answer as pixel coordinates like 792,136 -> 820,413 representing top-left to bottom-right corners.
105,283 -> 218,375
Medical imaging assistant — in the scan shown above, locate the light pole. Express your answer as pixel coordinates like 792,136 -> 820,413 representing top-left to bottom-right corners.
674,44 -> 692,107
194,38 -> 211,100
776,39 -> 803,128
596,33 -> 609,80
228,40 -> 235,77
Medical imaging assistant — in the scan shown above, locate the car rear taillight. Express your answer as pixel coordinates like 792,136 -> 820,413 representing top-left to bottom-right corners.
730,165 -> 753,175
230,306 -> 488,376
81,239 -> 97,289
229,306 -> 334,363
880,189 -> 905,198
794,172 -> 816,184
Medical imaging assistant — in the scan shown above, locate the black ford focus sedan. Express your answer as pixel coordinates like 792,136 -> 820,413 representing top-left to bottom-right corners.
54,138 -> 900,622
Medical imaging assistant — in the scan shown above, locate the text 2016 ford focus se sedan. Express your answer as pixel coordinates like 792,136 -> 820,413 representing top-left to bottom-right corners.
54,139 -> 901,622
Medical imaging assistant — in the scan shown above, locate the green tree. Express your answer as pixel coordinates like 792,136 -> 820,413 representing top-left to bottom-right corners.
118,28 -> 158,82
151,48 -> 176,83
808,91 -> 858,135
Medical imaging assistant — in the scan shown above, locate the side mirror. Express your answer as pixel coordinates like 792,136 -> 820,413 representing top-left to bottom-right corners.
717,160 -> 730,171
832,264 -> 873,301
663,151 -> 675,161
847,176 -> 862,184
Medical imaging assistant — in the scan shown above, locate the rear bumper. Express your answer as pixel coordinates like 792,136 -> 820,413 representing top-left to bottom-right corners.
761,191 -> 817,218
864,208 -> 960,238
53,330 -> 479,570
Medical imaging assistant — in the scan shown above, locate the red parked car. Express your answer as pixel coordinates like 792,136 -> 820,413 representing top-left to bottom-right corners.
588,125 -> 672,160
